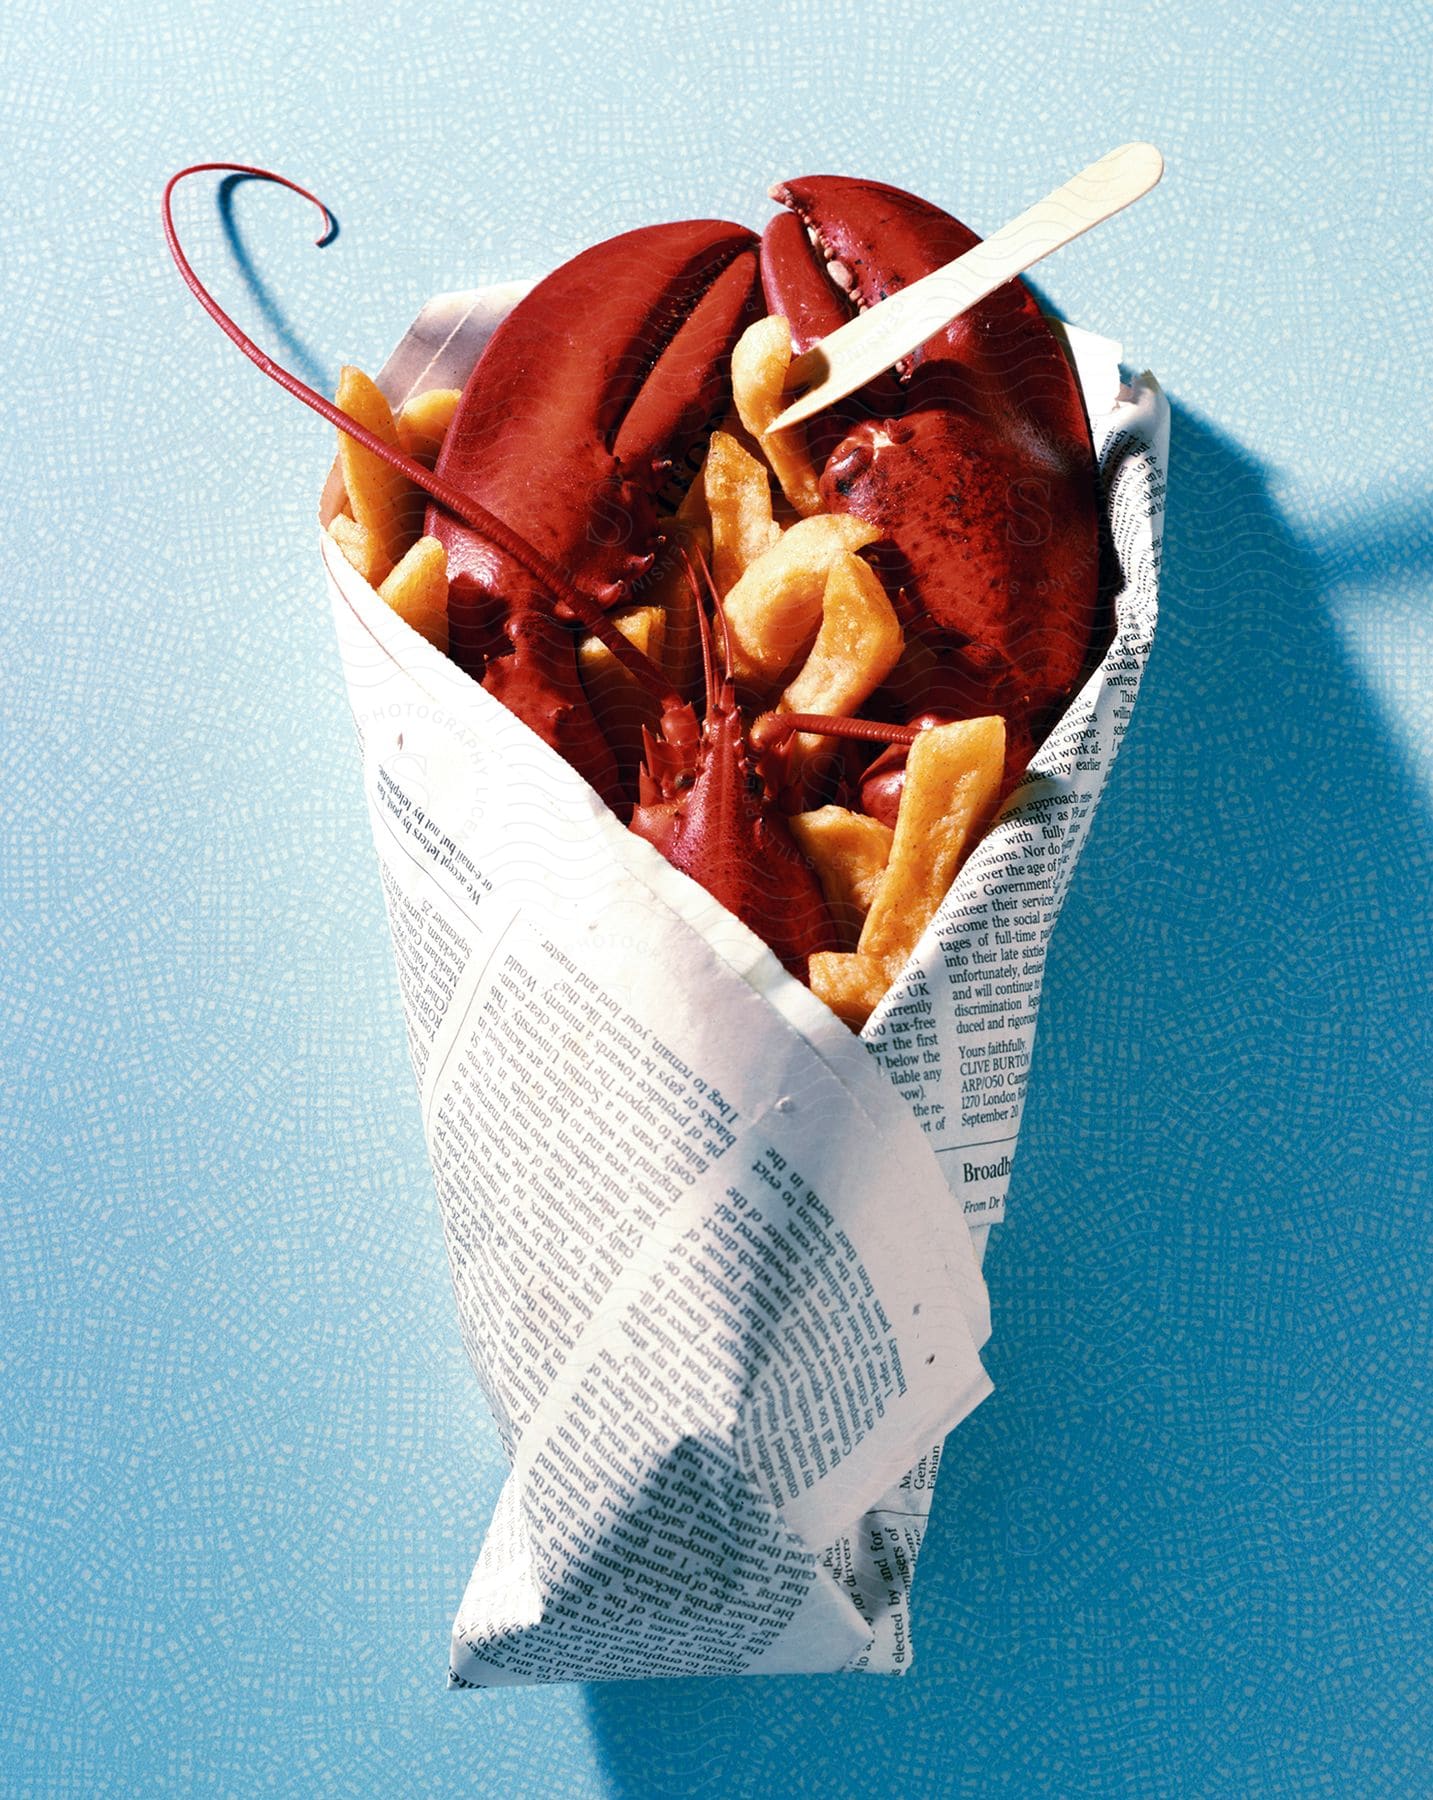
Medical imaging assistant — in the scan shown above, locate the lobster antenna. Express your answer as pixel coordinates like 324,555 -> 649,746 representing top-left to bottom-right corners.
676,542 -> 718,710
693,543 -> 738,690
749,712 -> 929,752
162,162 -> 676,706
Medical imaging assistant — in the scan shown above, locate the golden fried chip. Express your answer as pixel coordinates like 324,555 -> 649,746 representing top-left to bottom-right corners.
327,513 -> 392,587
395,387 -> 461,467
704,430 -> 780,596
578,605 -> 668,775
808,951 -> 891,1032
781,554 -> 902,715
731,316 -> 824,517
377,536 -> 449,652
807,719 -> 1005,1027
788,807 -> 894,950
777,551 -> 903,788
713,408 -> 768,463
335,366 -> 423,569
857,716 -> 1006,969
674,455 -> 711,531
722,514 -> 879,687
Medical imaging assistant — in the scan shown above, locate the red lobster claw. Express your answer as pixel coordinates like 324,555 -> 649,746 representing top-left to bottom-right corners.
761,176 -> 1104,802
428,220 -> 761,804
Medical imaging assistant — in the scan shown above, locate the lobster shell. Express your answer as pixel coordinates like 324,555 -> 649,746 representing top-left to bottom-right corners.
426,220 -> 762,804
761,175 -> 1104,797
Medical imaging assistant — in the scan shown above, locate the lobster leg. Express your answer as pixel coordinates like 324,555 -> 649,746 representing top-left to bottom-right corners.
482,611 -> 622,795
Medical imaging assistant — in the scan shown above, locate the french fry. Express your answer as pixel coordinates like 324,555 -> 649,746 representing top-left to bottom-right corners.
327,513 -> 392,587
674,455 -> 711,531
336,365 -> 422,569
722,514 -> 879,687
704,430 -> 780,596
378,535 -> 449,653
780,554 -> 903,715
808,952 -> 891,1032
808,717 -> 1005,1028
777,551 -> 903,788
858,716 -> 1006,967
578,606 -> 668,775
788,806 -> 894,950
395,387 -> 461,468
731,315 -> 824,517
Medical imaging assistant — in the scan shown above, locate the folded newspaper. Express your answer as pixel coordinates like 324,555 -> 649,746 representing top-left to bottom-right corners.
319,284 -> 1168,1685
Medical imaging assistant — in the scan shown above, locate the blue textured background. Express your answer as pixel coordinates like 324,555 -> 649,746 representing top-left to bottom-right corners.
5,1 -> 1430,1793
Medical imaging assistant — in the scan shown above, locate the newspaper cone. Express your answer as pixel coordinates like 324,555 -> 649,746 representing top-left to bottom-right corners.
320,285 -> 1167,1685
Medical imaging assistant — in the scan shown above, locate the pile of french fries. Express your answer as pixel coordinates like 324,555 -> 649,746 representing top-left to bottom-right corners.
326,370 -> 458,651
326,318 -> 1005,1030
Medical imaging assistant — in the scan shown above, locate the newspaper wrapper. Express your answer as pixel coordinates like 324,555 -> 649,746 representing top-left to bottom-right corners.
319,283 -> 1167,1685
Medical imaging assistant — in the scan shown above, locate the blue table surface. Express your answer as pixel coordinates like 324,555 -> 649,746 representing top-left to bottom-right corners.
4,2 -> 1430,1794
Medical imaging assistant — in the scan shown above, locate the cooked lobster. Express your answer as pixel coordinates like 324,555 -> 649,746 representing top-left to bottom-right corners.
163,164 -> 1101,994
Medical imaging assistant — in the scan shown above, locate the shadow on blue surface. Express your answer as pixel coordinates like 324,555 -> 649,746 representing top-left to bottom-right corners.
216,170 -> 337,393
582,404 -> 1433,1798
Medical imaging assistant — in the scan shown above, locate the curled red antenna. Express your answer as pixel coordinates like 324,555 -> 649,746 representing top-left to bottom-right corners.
162,162 -> 674,701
